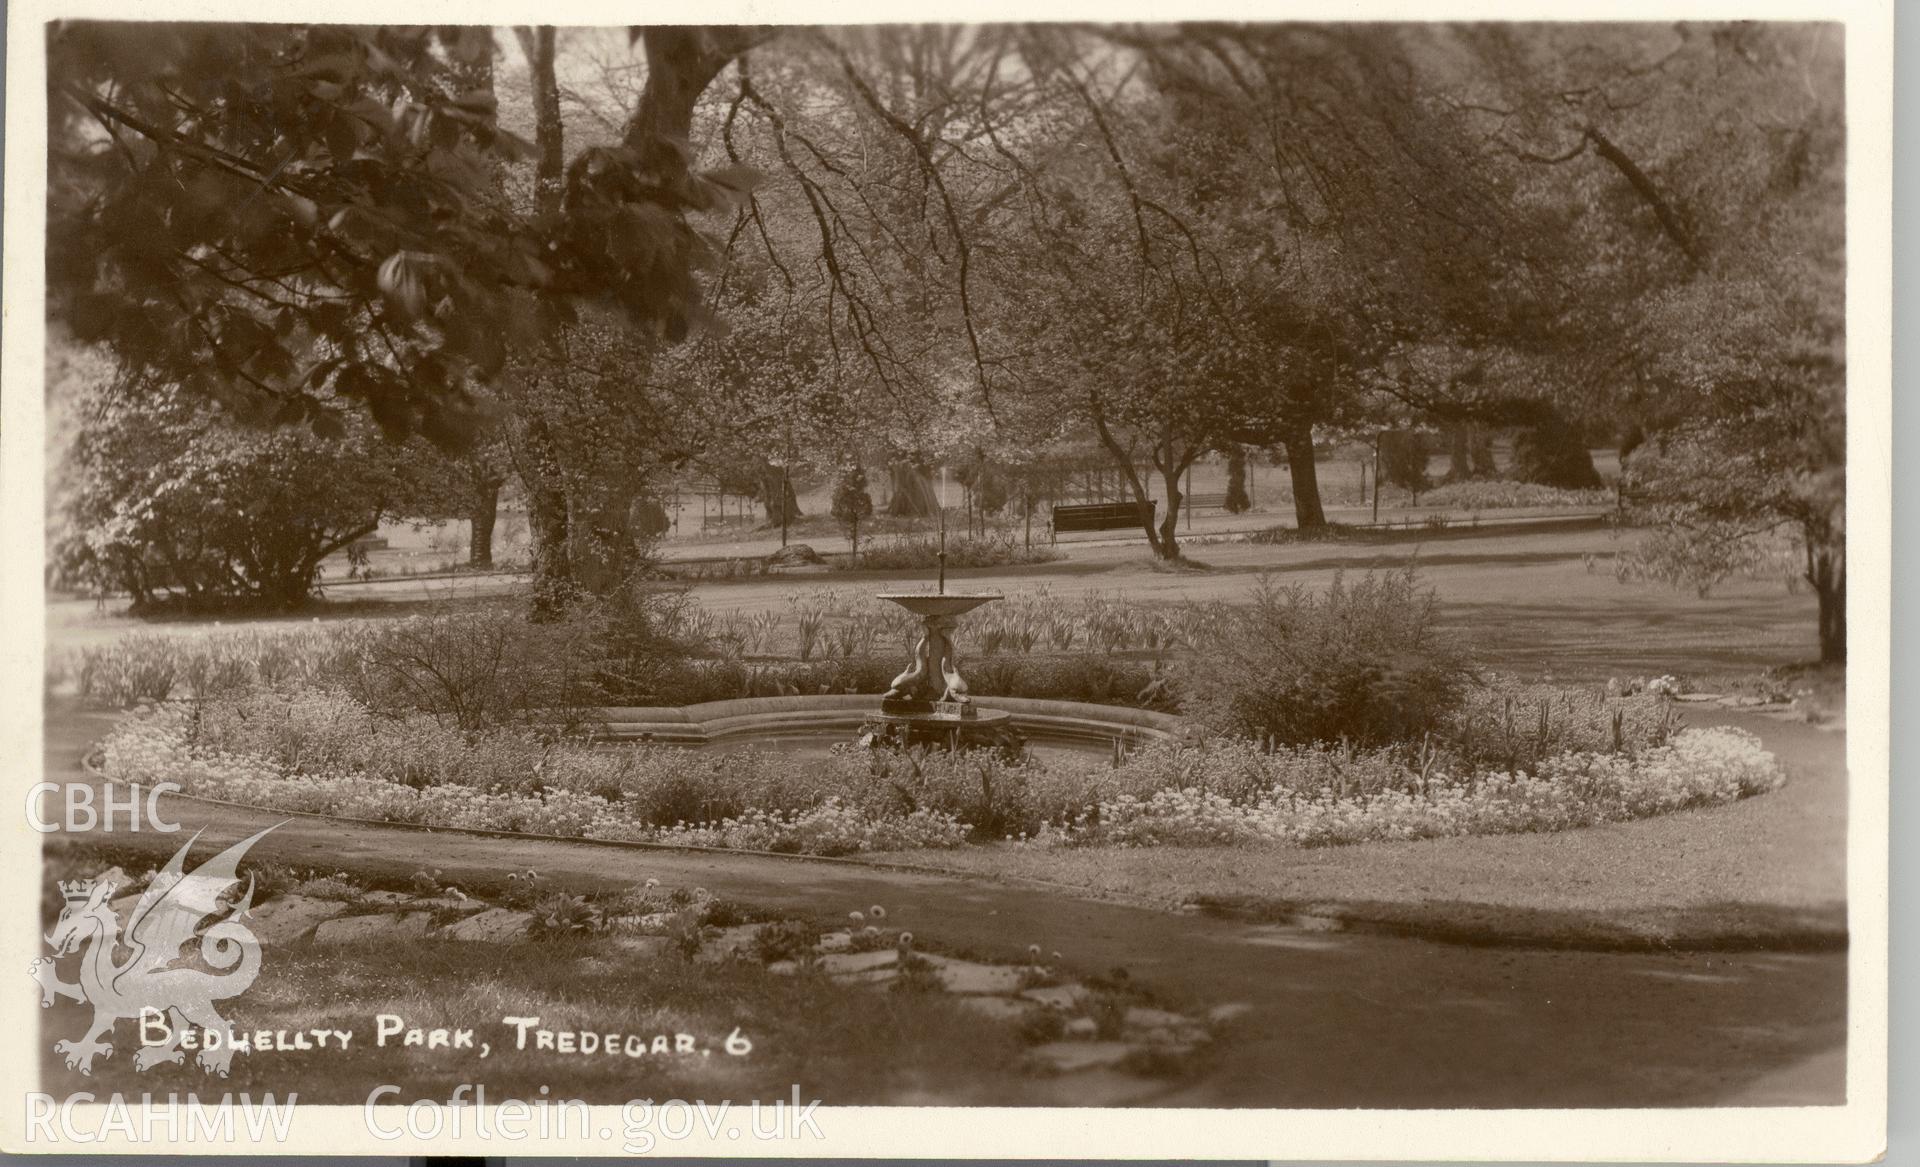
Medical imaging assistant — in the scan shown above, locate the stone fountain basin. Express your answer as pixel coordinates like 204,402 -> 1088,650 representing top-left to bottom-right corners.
875,592 -> 1004,617
589,694 -> 1181,753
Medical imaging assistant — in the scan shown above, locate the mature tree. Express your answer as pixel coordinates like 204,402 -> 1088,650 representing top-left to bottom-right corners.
55,376 -> 454,608
47,22 -> 770,611
1447,23 -> 1846,660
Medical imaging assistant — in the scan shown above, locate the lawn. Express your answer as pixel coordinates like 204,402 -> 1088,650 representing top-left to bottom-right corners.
48,522 -> 1819,684
865,704 -> 1846,950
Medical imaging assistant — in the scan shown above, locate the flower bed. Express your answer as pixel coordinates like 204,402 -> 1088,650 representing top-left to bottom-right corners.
99,688 -> 1784,857
1063,728 -> 1783,847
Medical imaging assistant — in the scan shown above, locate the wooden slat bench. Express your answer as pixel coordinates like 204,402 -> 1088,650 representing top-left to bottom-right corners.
1051,500 -> 1156,537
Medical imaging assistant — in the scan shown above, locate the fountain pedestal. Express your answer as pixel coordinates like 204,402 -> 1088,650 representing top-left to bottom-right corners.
871,591 -> 1017,750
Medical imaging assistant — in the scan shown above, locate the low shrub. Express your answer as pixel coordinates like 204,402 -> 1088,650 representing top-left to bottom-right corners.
291,874 -> 365,901
1441,680 -> 1680,773
1416,480 -> 1615,510
1181,568 -> 1475,748
754,918 -> 821,963
335,601 -> 697,731
73,635 -> 182,705
856,533 -> 1059,572
1242,524 -> 1366,546
528,892 -> 602,940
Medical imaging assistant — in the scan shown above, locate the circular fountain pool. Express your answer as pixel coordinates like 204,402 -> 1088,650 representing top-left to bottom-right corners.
684,728 -> 1118,765
590,695 -> 1183,762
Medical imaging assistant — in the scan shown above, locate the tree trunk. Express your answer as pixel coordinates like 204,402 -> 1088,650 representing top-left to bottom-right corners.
1086,405 -> 1172,559
1224,445 -> 1251,513
758,470 -> 801,527
1283,426 -> 1327,528
514,27 -> 564,211
1811,546 -> 1846,664
468,475 -> 502,568
1156,463 -> 1184,560
518,419 -> 573,620
1473,430 -> 1497,477
512,29 -> 574,619
1447,425 -> 1498,480
886,462 -> 939,517
568,485 -> 637,604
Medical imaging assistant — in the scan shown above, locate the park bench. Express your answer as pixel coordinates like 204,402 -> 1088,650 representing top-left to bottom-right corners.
1185,492 -> 1228,510
1051,500 -> 1156,537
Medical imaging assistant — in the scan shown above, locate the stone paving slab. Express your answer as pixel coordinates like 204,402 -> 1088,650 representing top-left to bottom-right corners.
443,907 -> 533,943
248,895 -> 348,945
921,954 -> 1027,995
315,911 -> 432,945
1028,1041 -> 1137,1073
818,949 -> 898,975
955,996 -> 1040,1023
1021,984 -> 1090,1010
414,895 -> 487,914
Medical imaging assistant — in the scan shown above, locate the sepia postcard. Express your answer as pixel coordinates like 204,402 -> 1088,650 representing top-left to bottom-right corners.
0,0 -> 1891,1159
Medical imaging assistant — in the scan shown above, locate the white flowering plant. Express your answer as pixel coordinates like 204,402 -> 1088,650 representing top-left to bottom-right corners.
102,683 -> 1784,855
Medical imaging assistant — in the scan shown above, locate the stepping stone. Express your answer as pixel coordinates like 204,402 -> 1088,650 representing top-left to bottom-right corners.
444,908 -> 533,943
360,890 -> 414,906
954,996 -> 1039,1023
612,935 -> 675,960
1207,1002 -> 1254,1025
315,911 -> 432,946
1021,984 -> 1089,1010
1028,1041 -> 1138,1073
1064,1017 -> 1099,1038
818,950 -> 898,976
921,955 -> 1026,995
1123,1006 -> 1191,1031
1138,1023 -> 1209,1046
815,931 -> 853,953
415,896 -> 487,914
247,895 -> 348,945
694,924 -> 765,964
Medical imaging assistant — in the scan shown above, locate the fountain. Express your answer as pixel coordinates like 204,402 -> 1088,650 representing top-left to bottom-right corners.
869,543 -> 1016,751
590,513 -> 1185,760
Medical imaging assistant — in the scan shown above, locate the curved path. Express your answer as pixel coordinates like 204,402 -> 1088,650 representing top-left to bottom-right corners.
40,700 -> 1844,1108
